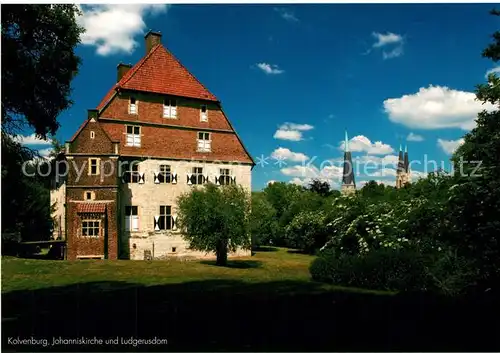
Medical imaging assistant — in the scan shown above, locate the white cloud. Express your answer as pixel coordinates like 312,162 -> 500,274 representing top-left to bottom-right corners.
369,32 -> 404,59
274,7 -> 299,22
14,134 -> 53,146
77,4 -> 169,56
485,66 -> 500,79
256,62 -> 284,75
37,148 -> 54,159
382,45 -> 404,59
274,122 -> 314,141
280,164 -> 343,181
355,154 -> 399,166
340,135 -> 394,155
372,32 -> 403,48
384,85 -> 496,131
367,168 -> 398,177
271,147 -> 309,162
407,132 -> 424,142
437,138 -> 465,155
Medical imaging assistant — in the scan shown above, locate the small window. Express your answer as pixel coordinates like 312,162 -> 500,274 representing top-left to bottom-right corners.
125,206 -> 139,232
158,164 -> 172,183
85,191 -> 95,200
88,158 -> 100,176
163,98 -> 177,118
122,162 -> 142,183
90,131 -> 95,139
188,167 -> 206,185
129,97 -> 137,114
219,168 -> 233,185
126,125 -> 141,147
159,205 -> 173,230
82,220 -> 100,237
197,132 -> 211,152
172,247 -> 177,253
200,105 -> 208,122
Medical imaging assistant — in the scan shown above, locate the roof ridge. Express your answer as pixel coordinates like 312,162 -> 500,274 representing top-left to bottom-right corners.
162,45 -> 218,101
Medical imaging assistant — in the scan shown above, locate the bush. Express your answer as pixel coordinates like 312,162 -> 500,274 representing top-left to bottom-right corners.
310,247 -> 430,292
284,211 -> 329,254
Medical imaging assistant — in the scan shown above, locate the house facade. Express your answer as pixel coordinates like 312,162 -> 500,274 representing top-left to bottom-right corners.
51,31 -> 254,260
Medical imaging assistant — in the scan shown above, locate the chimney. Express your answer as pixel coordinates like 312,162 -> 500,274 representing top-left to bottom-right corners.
145,30 -> 162,53
117,63 -> 132,82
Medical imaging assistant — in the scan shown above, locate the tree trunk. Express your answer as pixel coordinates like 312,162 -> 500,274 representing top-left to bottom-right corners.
215,239 -> 228,266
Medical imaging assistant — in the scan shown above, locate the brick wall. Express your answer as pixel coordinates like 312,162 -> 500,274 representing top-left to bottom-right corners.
100,91 -> 232,130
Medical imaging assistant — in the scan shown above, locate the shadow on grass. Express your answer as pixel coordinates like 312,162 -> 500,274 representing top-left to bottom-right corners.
2,279 -> 499,352
252,246 -> 279,252
199,260 -> 263,269
287,249 -> 311,255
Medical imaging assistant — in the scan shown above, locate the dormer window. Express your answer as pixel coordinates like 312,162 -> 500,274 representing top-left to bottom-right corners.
90,131 -> 95,139
197,132 -> 211,152
129,96 -> 137,114
200,105 -> 208,122
126,125 -> 141,147
163,98 -> 177,119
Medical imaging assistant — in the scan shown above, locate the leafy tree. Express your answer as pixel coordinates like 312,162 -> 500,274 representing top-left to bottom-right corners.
250,192 -> 279,247
263,182 -> 303,220
177,184 -> 251,266
308,178 -> 331,197
1,4 -> 84,138
447,9 -> 500,290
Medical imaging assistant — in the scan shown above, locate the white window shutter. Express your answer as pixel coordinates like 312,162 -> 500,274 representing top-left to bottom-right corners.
203,174 -> 209,183
163,105 -> 169,118
232,176 -> 236,184
172,215 -> 178,231
138,172 -> 145,184
197,139 -> 204,150
206,140 -> 211,151
126,134 -> 134,145
153,172 -> 159,184
132,216 -> 139,231
125,216 -> 131,231
201,112 -> 208,122
172,172 -> 177,184
187,173 -> 192,185
154,216 -> 160,231
215,176 -> 220,185
171,106 -> 177,118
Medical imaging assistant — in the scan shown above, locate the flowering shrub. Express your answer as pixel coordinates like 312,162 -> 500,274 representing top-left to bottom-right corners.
284,211 -> 329,254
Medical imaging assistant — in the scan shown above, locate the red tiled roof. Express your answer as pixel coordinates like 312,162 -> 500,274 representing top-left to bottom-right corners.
76,203 -> 107,214
96,44 -> 218,110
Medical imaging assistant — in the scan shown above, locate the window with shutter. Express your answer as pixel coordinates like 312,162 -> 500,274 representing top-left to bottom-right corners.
219,168 -> 233,185
163,98 -> 177,118
157,164 -> 172,183
122,162 -> 141,183
129,97 -> 137,114
196,132 -> 211,152
190,167 -> 206,185
200,105 -> 208,122
125,206 -> 139,232
126,126 -> 141,147
158,205 -> 173,230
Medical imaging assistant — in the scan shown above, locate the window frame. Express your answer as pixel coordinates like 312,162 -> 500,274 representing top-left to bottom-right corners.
129,96 -> 138,115
88,158 -> 100,176
125,125 -> 141,147
163,98 -> 178,119
196,132 -> 211,152
81,219 -> 101,237
158,205 -> 173,231
125,205 -> 139,232
122,162 -> 143,184
200,104 -> 208,122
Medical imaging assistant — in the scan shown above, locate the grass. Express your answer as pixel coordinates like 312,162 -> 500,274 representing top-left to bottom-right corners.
2,247 -> 499,352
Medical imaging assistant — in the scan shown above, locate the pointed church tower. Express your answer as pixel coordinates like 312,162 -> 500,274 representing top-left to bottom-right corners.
341,130 -> 356,195
396,144 -> 410,188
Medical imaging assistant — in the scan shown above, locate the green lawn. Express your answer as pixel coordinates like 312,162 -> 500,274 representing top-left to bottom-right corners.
2,247 -> 498,352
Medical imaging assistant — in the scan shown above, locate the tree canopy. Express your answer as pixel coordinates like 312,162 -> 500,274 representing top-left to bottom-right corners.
1,4 -> 84,138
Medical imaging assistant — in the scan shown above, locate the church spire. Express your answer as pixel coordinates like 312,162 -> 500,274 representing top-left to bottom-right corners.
341,130 -> 356,195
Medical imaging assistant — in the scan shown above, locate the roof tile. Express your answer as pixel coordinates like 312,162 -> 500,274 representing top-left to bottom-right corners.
76,203 -> 107,214
97,44 -> 218,110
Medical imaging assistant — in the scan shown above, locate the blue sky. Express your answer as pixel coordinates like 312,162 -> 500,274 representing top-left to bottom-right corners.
18,4 -> 499,190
